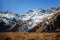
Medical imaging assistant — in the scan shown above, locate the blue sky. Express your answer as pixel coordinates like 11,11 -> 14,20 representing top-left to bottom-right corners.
0,0 -> 60,13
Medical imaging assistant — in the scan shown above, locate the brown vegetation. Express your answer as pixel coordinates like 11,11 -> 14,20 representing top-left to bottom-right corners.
0,32 -> 60,40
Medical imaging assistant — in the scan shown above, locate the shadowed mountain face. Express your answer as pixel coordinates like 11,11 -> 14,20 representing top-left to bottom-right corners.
0,7 -> 60,32
0,22 -> 11,32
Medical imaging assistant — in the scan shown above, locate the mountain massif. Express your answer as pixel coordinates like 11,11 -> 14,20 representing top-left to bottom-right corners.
0,7 -> 60,32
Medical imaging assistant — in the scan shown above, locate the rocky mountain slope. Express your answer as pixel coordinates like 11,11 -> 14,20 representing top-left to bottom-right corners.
28,11 -> 60,32
0,7 -> 60,32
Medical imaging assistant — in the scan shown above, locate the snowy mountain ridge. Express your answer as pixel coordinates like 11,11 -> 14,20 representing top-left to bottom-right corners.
0,7 -> 60,32
18,8 -> 55,32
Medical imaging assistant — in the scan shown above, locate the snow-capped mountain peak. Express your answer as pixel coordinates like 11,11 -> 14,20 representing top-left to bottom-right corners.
0,7 -> 60,32
17,8 -> 55,32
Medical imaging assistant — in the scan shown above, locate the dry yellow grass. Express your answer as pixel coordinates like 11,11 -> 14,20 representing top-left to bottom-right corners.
0,32 -> 60,40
